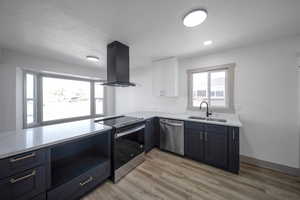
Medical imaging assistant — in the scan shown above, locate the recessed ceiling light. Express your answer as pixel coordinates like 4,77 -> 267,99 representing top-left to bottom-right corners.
203,40 -> 213,46
86,56 -> 100,62
183,9 -> 208,27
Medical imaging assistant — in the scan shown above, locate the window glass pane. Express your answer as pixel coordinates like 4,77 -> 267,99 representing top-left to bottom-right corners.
210,71 -> 226,107
27,100 -> 34,124
192,72 -> 208,107
95,99 -> 103,115
94,82 -> 104,98
42,77 -> 91,121
26,74 -> 34,99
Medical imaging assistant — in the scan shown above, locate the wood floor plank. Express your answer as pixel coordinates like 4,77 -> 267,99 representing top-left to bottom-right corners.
83,149 -> 300,200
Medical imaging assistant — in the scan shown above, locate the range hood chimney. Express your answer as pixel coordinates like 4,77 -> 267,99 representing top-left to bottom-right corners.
102,41 -> 135,87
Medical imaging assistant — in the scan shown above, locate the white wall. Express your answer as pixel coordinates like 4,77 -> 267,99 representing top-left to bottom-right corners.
0,48 -> 3,62
298,57 -> 300,168
0,49 -> 115,132
116,36 -> 300,168
0,63 -> 16,131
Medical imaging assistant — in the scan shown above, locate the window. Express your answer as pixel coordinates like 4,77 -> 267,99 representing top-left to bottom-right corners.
42,77 -> 91,121
94,82 -> 104,115
187,63 -> 235,112
24,73 -> 37,126
23,71 -> 105,128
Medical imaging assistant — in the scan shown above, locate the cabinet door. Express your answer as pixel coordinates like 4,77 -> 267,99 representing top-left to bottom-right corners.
204,125 -> 228,169
184,128 -> 204,162
153,117 -> 160,147
228,127 -> 240,173
145,119 -> 155,152
152,58 -> 178,97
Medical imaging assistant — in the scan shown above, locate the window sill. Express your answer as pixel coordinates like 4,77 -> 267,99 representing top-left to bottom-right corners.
23,115 -> 105,129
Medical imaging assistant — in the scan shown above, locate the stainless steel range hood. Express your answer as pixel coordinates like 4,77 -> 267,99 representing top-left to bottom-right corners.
102,41 -> 135,87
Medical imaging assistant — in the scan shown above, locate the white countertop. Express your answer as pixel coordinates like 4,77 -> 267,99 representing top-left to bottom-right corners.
0,111 -> 241,159
126,111 -> 242,127
0,119 -> 112,159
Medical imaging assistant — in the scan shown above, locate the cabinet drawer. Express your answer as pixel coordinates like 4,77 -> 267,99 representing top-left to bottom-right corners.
184,121 -> 205,130
0,166 -> 46,200
47,161 -> 110,200
0,149 -> 47,179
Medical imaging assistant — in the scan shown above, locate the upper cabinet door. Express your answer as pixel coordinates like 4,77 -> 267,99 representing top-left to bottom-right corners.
152,57 -> 179,97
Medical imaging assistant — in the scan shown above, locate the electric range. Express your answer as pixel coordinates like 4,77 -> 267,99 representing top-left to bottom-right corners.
95,115 -> 145,182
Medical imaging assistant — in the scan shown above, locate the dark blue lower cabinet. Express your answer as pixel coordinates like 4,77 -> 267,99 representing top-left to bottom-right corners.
31,193 -> 46,200
0,166 -> 46,200
204,127 -> 228,169
145,118 -> 155,152
47,161 -> 110,200
184,122 -> 239,173
228,127 -> 240,173
0,131 -> 112,200
145,117 -> 160,152
47,130 -> 111,200
184,128 -> 204,162
0,149 -> 47,180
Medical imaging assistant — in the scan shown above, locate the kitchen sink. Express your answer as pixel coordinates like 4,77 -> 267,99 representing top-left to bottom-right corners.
189,116 -> 227,123
189,116 -> 206,120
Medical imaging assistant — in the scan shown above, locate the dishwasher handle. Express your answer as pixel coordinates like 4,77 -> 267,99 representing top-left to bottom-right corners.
160,120 -> 183,127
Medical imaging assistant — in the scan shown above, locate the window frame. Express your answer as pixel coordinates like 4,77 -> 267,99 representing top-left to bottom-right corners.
23,70 -> 106,128
23,71 -> 39,128
187,63 -> 235,113
93,81 -> 106,116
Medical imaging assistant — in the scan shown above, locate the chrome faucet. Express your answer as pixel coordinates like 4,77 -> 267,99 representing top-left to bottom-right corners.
200,101 -> 212,118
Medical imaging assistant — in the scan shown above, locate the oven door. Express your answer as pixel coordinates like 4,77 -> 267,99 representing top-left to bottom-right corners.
114,124 -> 145,171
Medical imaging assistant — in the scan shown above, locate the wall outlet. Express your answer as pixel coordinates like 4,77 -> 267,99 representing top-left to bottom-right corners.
159,90 -> 166,96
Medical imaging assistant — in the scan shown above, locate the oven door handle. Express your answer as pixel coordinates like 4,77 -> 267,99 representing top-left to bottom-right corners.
115,125 -> 145,138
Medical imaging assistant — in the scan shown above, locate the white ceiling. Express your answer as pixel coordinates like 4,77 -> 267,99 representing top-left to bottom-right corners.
0,0 -> 300,68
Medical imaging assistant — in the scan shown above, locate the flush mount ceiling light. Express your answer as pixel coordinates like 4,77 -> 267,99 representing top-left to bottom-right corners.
86,56 -> 100,62
203,40 -> 213,46
183,9 -> 208,27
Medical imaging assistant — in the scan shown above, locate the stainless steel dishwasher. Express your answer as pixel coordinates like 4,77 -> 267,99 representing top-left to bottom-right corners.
159,119 -> 184,155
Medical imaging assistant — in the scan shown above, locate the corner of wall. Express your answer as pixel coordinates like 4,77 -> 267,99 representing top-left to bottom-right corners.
15,67 -> 23,130
0,62 -> 17,132
298,55 -> 300,168
105,87 -> 116,115
0,48 -> 3,64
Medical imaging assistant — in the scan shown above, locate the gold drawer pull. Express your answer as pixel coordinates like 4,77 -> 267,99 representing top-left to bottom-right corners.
10,170 -> 36,184
79,177 -> 93,186
10,152 -> 36,163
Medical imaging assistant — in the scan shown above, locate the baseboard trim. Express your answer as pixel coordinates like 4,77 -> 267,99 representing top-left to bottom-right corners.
240,155 -> 300,177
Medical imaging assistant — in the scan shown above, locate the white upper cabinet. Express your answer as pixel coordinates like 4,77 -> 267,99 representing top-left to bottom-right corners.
152,57 -> 179,97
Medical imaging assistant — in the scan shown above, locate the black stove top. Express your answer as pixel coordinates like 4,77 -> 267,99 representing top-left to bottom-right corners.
95,115 -> 144,128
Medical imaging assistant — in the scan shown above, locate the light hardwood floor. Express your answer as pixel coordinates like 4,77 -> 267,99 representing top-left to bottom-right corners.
82,149 -> 300,200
